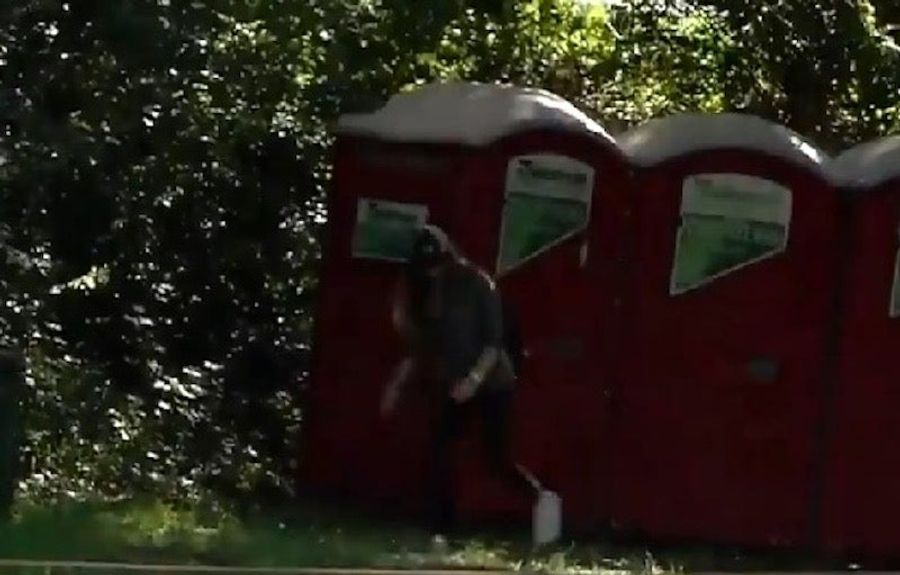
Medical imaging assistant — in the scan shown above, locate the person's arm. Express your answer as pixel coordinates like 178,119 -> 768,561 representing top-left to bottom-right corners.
467,346 -> 499,389
381,356 -> 415,416
452,272 -> 503,402
382,280 -> 417,416
391,279 -> 411,341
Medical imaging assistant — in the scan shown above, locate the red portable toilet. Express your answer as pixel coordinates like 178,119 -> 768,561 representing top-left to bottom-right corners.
821,135 -> 900,559
303,82 -> 631,529
609,114 -> 838,548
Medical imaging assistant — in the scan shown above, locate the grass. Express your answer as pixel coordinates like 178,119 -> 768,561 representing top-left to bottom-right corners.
0,498 -> 847,574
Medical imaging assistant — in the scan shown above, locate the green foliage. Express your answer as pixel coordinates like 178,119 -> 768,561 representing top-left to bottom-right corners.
1,0 -> 899,506
699,0 -> 900,148
0,498 -> 847,572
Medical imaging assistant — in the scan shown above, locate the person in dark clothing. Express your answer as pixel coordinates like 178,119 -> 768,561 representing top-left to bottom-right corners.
380,225 -> 539,536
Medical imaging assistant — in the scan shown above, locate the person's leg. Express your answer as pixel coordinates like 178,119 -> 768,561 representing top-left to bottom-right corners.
427,400 -> 464,534
478,388 -> 539,501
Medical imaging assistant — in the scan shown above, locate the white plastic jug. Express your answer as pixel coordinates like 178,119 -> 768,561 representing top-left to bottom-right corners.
533,490 -> 562,546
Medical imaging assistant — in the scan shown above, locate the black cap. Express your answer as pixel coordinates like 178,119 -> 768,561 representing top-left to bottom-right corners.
409,224 -> 451,269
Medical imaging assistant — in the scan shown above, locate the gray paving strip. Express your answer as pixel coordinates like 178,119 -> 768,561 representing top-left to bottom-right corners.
0,560 -> 514,574
0,562 -> 887,574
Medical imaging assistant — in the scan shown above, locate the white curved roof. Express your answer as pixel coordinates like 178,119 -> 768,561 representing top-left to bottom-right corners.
337,81 -> 614,147
618,113 -> 827,172
828,135 -> 900,189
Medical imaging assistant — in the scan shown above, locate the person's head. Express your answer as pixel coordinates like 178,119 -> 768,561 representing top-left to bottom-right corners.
402,225 -> 473,324
408,224 -> 455,277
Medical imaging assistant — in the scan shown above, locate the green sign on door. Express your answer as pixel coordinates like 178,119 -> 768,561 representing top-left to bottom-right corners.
352,199 -> 428,262
671,174 -> 792,295
498,154 -> 594,275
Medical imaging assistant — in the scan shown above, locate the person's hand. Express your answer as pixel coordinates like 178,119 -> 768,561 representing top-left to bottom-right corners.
450,376 -> 479,404
381,359 -> 413,418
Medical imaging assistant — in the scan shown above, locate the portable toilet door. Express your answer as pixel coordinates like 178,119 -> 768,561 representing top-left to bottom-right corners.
445,116 -> 631,530
822,136 -> 900,560
303,82 -> 630,529
610,114 -> 838,548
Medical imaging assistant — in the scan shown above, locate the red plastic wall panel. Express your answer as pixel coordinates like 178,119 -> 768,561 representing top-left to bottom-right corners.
822,184 -> 900,559
303,138 -> 471,514
609,151 -> 839,548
